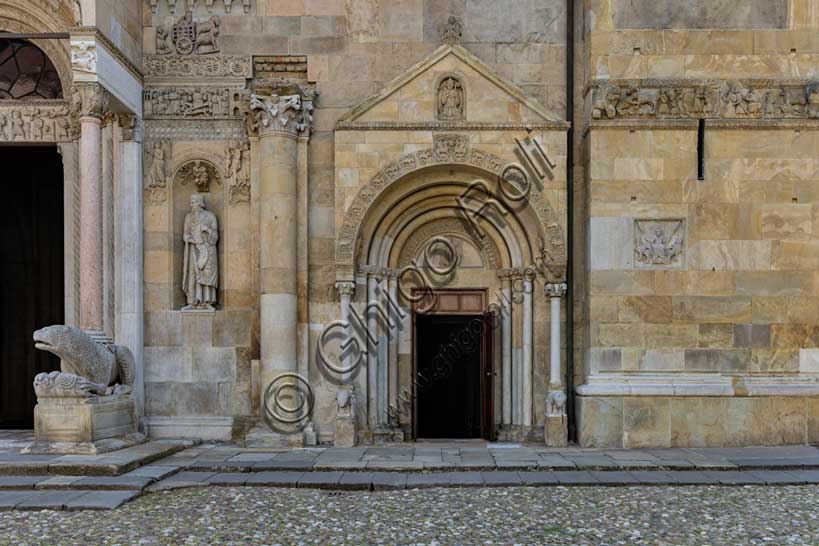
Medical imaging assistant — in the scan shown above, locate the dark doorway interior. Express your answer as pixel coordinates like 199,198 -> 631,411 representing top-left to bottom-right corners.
0,147 -> 64,428
416,314 -> 487,439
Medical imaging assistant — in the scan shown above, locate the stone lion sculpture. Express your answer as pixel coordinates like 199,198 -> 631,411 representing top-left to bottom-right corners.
32,325 -> 135,398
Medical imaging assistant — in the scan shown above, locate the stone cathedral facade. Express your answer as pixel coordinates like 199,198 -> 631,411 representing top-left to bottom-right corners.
1,0 -> 818,448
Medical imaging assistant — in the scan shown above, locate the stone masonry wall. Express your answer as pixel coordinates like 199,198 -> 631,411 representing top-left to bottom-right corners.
578,0 -> 819,447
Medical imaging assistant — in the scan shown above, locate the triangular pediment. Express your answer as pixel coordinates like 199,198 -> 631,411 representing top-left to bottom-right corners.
338,44 -> 561,125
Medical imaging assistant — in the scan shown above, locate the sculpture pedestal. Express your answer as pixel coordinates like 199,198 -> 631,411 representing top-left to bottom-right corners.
334,386 -> 357,447
23,394 -> 144,455
544,415 -> 568,447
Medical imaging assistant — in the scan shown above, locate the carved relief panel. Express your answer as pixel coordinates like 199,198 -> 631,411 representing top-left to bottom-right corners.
177,159 -> 222,193
0,102 -> 75,143
634,219 -> 685,269
156,10 -> 222,55
143,87 -> 244,119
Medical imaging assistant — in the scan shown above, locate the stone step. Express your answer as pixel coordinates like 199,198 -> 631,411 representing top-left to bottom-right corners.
0,439 -> 197,477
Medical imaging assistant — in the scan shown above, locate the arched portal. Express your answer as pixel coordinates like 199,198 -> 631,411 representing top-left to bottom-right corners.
341,157 -> 562,442
0,23 -> 73,428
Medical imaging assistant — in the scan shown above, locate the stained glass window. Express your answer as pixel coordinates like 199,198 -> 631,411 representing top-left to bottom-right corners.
0,38 -> 63,100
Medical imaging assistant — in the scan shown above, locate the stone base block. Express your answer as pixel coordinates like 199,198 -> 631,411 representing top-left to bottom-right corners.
496,425 -> 540,443
145,416 -> 240,442
334,418 -> 357,447
544,416 -> 568,447
577,394 -> 819,448
24,395 -> 144,455
369,427 -> 405,445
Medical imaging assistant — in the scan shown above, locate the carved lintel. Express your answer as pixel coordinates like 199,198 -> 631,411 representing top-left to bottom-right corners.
0,101 -> 75,143
73,82 -> 110,120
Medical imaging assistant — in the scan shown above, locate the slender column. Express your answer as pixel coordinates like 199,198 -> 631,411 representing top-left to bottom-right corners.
115,114 -> 144,411
101,116 -> 115,339
366,270 -> 378,427
75,82 -> 109,333
387,271 -> 399,427
545,283 -> 567,392
498,269 -> 513,426
376,269 -> 389,427
251,89 -> 314,399
335,280 -> 356,384
522,273 -> 534,427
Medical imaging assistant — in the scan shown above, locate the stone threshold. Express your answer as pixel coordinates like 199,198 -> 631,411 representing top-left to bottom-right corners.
0,440 -> 197,477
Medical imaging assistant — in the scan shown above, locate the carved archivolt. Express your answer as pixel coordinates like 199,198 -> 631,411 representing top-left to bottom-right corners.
335,139 -> 567,276
397,218 -> 501,270
592,79 -> 819,120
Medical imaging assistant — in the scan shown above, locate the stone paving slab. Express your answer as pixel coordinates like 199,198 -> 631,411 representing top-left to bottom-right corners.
14,490 -> 88,510
65,490 -> 141,510
0,475 -> 50,489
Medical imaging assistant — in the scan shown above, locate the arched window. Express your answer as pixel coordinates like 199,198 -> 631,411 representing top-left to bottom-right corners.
0,38 -> 63,100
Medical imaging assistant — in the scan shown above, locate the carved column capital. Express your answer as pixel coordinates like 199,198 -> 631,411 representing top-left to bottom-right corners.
335,281 -> 356,299
116,114 -> 141,142
73,82 -> 110,120
249,86 -> 316,138
545,282 -> 568,299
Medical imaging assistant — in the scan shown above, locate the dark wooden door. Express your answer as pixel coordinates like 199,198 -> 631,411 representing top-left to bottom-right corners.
480,311 -> 495,441
415,314 -> 483,439
0,147 -> 64,428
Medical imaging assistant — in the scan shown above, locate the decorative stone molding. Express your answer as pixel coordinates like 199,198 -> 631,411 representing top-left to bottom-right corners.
145,120 -> 245,140
225,140 -> 251,205
335,144 -> 567,279
144,55 -> 252,78
72,82 -> 110,119
591,79 -> 819,120
143,86 -> 244,119
248,87 -> 315,137
0,101 -> 75,142
634,219 -> 685,269
148,0 -> 253,14
176,159 -> 222,193
156,10 -> 221,55
70,40 -> 96,75
336,121 -> 570,130
145,140 -> 170,205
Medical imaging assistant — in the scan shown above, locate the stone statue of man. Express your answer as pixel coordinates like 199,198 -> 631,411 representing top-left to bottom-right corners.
182,194 -> 218,310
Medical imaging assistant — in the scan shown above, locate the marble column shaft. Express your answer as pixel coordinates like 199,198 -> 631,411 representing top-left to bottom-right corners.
79,113 -> 103,332
546,283 -> 568,389
259,130 -> 299,388
499,272 -> 512,426
522,276 -> 534,427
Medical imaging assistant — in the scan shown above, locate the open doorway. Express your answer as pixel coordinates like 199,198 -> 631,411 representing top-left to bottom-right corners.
0,146 -> 64,428
414,304 -> 495,441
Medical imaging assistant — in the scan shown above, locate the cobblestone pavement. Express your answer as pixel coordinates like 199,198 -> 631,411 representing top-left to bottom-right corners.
0,485 -> 817,545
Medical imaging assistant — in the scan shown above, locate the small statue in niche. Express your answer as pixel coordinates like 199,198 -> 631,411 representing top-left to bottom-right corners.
156,25 -> 173,55
192,161 -> 209,190
182,194 -> 219,310
437,76 -> 464,121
